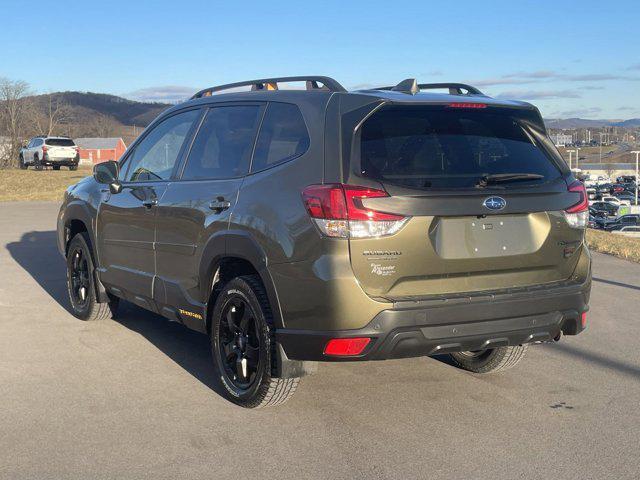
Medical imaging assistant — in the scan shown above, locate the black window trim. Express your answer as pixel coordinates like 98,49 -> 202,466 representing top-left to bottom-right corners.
247,101 -> 311,176
175,101 -> 267,182
118,106 -> 204,185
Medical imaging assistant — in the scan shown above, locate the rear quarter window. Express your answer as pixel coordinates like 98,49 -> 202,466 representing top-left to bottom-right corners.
250,102 -> 309,172
359,106 -> 561,189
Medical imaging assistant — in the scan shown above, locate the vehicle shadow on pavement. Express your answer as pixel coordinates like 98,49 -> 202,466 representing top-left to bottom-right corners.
6,230 -> 70,310
549,343 -> 640,380
593,276 -> 640,291
6,230 -> 227,398
114,302 -> 228,397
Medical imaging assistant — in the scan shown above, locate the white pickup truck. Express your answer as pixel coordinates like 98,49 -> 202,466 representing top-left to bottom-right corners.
19,136 -> 80,170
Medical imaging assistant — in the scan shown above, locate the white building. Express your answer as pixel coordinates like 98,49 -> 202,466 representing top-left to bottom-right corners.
550,133 -> 573,146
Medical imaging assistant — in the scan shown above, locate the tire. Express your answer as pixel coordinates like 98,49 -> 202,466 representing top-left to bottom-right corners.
69,165 -> 78,171
448,345 -> 528,374
34,155 -> 43,171
19,155 -> 27,169
66,232 -> 119,321
210,275 -> 299,408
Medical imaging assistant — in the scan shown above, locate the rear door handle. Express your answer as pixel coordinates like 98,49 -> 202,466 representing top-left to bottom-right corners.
209,197 -> 231,213
142,198 -> 158,209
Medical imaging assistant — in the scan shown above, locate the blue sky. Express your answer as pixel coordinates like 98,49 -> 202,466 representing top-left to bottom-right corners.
2,0 -> 639,118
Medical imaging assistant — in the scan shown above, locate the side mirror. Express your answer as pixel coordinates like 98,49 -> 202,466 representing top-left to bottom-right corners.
93,161 -> 122,194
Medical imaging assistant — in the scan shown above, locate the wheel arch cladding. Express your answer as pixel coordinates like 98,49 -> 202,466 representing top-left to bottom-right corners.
63,204 -> 109,303
62,201 -> 96,255
200,230 -> 284,330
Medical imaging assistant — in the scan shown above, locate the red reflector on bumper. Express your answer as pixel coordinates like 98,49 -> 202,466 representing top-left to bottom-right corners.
324,337 -> 371,356
581,312 -> 587,328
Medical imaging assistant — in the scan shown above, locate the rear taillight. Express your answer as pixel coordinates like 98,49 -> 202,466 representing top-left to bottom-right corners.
563,180 -> 588,228
302,184 -> 409,238
324,337 -> 371,356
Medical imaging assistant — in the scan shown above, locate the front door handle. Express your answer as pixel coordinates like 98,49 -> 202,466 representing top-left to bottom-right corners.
209,197 -> 231,213
142,198 -> 158,209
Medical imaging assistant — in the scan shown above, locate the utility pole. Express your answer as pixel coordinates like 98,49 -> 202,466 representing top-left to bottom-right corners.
575,147 -> 580,170
632,150 -> 640,206
599,132 -> 603,163
567,150 -> 575,170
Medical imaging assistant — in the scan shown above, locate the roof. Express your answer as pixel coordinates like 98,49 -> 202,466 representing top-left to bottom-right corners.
75,137 -> 124,149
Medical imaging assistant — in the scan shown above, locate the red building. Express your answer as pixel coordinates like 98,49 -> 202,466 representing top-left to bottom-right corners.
75,137 -> 127,164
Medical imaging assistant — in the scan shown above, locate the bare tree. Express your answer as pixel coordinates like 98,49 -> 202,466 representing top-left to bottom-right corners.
0,77 -> 31,168
604,162 -> 616,181
28,94 -> 73,137
87,113 -> 120,138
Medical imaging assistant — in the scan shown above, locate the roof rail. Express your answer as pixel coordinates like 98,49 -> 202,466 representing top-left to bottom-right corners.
377,79 -> 484,96
191,76 -> 346,99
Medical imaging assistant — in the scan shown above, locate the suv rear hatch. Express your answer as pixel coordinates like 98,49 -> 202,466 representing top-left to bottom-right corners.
344,103 -> 586,300
45,138 -> 77,159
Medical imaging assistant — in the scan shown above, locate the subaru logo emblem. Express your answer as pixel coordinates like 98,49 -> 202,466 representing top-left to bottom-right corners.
483,196 -> 506,211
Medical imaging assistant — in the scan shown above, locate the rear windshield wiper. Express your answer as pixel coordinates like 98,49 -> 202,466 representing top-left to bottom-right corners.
476,173 -> 544,188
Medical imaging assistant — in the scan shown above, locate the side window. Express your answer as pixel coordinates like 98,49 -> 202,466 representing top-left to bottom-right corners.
181,105 -> 261,180
251,103 -> 309,172
124,109 -> 199,182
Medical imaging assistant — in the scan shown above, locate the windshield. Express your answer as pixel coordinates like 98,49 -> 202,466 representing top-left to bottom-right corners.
359,107 -> 561,189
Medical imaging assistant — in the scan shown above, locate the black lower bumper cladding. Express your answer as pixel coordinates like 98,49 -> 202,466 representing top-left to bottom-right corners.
277,281 -> 590,362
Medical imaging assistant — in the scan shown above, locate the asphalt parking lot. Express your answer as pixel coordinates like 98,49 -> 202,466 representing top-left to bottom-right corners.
1,202 -> 639,480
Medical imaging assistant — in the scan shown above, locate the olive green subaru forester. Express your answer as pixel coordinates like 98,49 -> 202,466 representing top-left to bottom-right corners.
57,76 -> 591,407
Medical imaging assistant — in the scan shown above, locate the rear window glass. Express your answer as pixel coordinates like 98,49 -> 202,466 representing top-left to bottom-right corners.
46,138 -> 75,147
359,107 -> 561,189
251,103 -> 309,172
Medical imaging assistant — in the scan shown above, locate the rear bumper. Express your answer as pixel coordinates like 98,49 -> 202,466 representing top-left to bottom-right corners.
42,154 -> 79,165
44,158 -> 78,165
276,278 -> 590,362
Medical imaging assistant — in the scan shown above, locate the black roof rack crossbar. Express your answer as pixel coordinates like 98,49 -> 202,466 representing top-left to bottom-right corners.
377,80 -> 484,96
191,76 -> 346,99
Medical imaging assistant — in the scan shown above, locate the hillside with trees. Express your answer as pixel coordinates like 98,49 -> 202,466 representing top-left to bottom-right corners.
0,76 -> 170,168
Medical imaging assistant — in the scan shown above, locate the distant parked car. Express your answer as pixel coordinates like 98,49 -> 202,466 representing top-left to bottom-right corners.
590,201 -> 618,217
19,136 -> 80,171
589,211 -> 610,229
612,226 -> 640,238
617,175 -> 636,184
613,193 -> 637,205
600,195 -> 630,206
603,215 -> 640,232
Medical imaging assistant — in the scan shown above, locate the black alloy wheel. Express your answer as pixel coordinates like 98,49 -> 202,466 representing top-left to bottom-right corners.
65,232 -> 119,321
69,245 -> 91,311
210,275 -> 300,408
217,295 -> 262,390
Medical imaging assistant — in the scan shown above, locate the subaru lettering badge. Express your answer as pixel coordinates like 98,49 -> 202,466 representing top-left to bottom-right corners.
483,196 -> 506,211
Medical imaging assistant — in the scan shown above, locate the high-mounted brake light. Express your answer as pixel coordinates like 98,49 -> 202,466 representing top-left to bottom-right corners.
302,184 -> 409,238
563,181 -> 588,228
447,103 -> 487,109
324,337 -> 371,356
